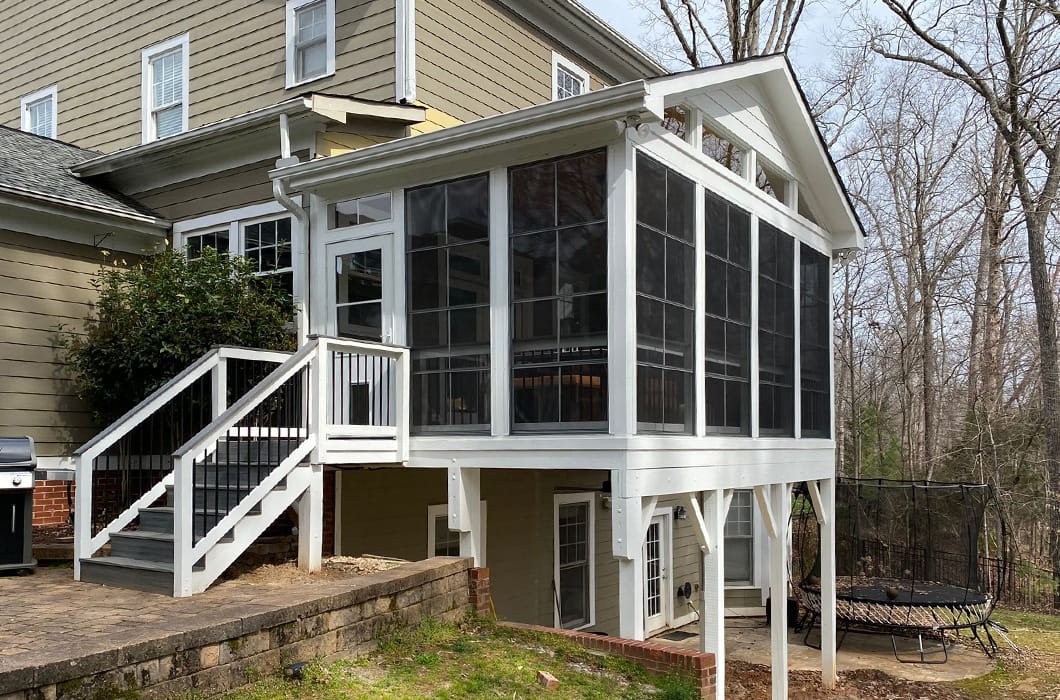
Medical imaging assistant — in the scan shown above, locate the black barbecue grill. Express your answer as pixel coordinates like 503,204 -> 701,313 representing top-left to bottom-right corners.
0,437 -> 36,573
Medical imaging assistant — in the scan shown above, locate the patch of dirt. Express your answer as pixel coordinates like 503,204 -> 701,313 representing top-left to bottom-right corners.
727,660 -> 972,699
32,523 -> 73,545
228,555 -> 405,584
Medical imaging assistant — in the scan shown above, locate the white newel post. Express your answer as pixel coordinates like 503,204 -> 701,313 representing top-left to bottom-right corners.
613,495 -> 645,640
311,339 -> 328,464
173,453 -> 195,597
821,477 -> 837,687
769,482 -> 792,700
297,463 -> 324,571
395,348 -> 410,462
700,490 -> 727,700
73,454 -> 91,580
448,466 -> 482,566
211,355 -> 228,419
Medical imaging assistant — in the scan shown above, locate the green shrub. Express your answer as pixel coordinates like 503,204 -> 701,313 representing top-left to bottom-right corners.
61,247 -> 296,424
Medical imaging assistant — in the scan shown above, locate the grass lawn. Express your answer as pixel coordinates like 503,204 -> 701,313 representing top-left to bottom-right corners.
224,616 -> 699,700
954,608 -> 1060,699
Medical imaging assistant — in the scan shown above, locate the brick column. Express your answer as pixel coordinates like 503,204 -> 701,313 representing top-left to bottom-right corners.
468,567 -> 492,616
33,481 -> 75,527
321,470 -> 335,557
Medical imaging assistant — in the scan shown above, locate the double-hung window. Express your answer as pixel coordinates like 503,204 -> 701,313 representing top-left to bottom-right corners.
142,35 -> 189,143
554,493 -> 595,630
551,52 -> 590,101
286,0 -> 336,87
21,86 -> 57,139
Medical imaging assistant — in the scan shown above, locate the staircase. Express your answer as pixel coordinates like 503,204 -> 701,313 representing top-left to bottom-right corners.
73,337 -> 409,596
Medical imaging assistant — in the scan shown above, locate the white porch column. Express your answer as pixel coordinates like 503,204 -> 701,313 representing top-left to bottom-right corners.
613,495 -> 645,640
700,490 -> 727,700
768,482 -> 792,700
820,477 -> 838,688
448,466 -> 482,566
297,463 -> 324,571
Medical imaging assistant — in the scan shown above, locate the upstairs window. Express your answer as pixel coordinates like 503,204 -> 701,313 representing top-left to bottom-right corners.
142,35 -> 189,143
510,150 -> 608,430
758,222 -> 795,436
552,52 -> 590,101
704,190 -> 752,435
636,153 -> 695,434
21,86 -> 57,139
800,244 -> 831,437
286,0 -> 336,87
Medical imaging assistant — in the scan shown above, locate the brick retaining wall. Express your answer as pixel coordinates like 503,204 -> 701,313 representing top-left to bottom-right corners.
501,622 -> 716,699
0,559 -> 479,700
32,481 -> 73,527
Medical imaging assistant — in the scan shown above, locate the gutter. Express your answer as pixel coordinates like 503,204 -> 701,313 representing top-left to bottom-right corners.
272,114 -> 307,226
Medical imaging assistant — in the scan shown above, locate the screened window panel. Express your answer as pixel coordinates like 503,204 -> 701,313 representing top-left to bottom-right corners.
800,244 -> 831,437
758,222 -> 795,435
704,190 -> 751,434
510,150 -> 607,429
407,175 -> 491,431
635,153 -> 695,433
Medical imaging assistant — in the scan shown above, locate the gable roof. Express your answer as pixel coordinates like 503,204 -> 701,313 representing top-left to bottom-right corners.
0,126 -> 165,228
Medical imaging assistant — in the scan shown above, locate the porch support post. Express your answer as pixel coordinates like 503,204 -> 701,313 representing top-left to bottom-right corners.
701,490 -> 727,700
297,463 -> 324,572
613,495 -> 645,641
448,466 -> 482,566
820,477 -> 838,688
768,482 -> 791,700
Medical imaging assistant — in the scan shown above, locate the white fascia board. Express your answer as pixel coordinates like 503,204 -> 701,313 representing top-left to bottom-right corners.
0,199 -> 167,254
274,80 -> 656,191
646,55 -> 789,103
0,187 -> 167,232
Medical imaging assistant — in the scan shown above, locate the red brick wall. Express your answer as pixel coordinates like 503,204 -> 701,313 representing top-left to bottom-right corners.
33,481 -> 74,527
322,469 -> 335,557
469,567 -> 492,615
501,622 -> 716,699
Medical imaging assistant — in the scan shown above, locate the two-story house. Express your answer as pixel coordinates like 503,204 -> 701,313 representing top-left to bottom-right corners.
1,3 -> 863,698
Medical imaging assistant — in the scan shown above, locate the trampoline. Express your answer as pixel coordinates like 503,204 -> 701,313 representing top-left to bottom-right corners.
793,479 -> 1008,663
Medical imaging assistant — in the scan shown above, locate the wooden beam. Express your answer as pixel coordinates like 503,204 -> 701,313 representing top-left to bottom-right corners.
754,484 -> 777,540
685,492 -> 711,553
701,490 -> 727,700
807,479 -> 828,526
769,482 -> 791,700
640,495 -> 659,547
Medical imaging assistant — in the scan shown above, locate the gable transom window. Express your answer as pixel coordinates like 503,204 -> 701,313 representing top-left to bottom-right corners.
704,190 -> 752,434
142,35 -> 188,143
552,52 -> 590,101
635,153 -> 695,434
800,244 -> 831,437
407,174 -> 491,432
21,86 -> 57,139
758,221 -> 795,436
286,0 -> 336,87
510,150 -> 608,430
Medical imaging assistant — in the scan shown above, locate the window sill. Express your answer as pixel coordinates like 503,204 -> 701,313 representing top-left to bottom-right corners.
285,70 -> 336,91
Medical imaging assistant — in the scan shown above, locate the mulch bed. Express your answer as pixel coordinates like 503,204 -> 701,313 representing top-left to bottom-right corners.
727,660 -> 972,699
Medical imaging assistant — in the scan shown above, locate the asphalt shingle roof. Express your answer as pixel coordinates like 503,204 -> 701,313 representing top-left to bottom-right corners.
0,126 -> 162,221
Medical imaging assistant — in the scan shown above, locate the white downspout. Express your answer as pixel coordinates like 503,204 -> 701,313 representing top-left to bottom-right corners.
273,113 -> 310,343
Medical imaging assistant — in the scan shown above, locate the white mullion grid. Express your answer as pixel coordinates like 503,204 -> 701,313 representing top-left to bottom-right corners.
694,182 -> 707,437
793,242 -> 802,439
489,167 -> 510,436
749,213 -> 760,438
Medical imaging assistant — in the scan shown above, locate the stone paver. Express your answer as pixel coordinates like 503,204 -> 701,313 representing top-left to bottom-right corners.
656,617 -> 996,683
0,565 -> 405,675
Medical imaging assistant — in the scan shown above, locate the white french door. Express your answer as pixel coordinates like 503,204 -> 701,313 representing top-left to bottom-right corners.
644,512 -> 673,634
326,235 -> 394,343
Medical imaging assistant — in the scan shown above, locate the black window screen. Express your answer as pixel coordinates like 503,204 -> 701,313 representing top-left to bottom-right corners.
758,221 -> 794,435
704,190 -> 751,434
510,150 -> 608,430
800,244 -> 831,437
406,174 -> 491,431
635,153 -> 695,433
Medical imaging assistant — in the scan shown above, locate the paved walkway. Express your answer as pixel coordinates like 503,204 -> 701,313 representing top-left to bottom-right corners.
656,616 -> 996,683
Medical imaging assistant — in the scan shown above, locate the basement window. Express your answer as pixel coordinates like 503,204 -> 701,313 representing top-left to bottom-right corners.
554,493 -> 595,630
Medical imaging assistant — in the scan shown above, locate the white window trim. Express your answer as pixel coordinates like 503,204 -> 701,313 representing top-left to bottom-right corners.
141,34 -> 190,144
553,492 -> 596,630
551,51 -> 590,101
427,501 -> 487,565
20,85 -> 57,138
286,0 -> 337,89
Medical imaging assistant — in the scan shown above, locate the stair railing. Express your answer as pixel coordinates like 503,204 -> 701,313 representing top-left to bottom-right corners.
73,346 -> 291,580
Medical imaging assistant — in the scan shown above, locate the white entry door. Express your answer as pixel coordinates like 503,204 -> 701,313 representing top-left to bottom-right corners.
644,512 -> 672,634
326,235 -> 393,342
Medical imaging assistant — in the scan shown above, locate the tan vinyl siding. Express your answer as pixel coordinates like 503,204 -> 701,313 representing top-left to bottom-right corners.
0,0 -> 396,152
0,230 -> 112,457
415,0 -> 614,124
130,159 -> 280,221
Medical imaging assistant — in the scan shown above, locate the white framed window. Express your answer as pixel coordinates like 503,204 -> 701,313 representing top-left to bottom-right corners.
724,490 -> 755,585
426,502 -> 487,564
21,86 -> 57,139
286,0 -> 336,88
554,492 -> 596,630
141,34 -> 189,143
329,193 -> 393,229
551,52 -> 590,101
